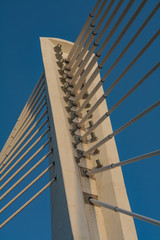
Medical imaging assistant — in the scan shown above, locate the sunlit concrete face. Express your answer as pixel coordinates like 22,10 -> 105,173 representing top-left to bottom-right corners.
40,37 -> 137,240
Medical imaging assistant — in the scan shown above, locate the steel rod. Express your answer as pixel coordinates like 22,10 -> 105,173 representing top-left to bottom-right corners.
86,150 -> 160,176
81,63 -> 159,140
76,3 -> 160,114
10,80 -> 45,141
0,110 -> 47,170
68,0 -> 114,77
72,0 -> 134,94
69,0 -> 117,84
66,0 -> 102,63
1,93 -> 46,167
0,151 -> 52,200
15,86 -> 46,137
0,139 -> 50,191
75,0 -> 147,103
3,90 -> 45,164
71,0 -> 126,90
89,199 -> 160,226
0,119 -> 48,174
24,73 -> 44,107
82,100 -> 160,157
14,94 -> 46,141
1,128 -> 50,181
68,0 -> 122,86
0,75 -> 44,164
2,100 -> 47,163
78,30 -> 159,127
67,0 -> 108,70
1,163 -> 54,213
0,178 -> 56,229
0,73 -> 44,149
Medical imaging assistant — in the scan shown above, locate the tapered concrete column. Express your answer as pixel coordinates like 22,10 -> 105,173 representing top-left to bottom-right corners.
40,37 -> 137,240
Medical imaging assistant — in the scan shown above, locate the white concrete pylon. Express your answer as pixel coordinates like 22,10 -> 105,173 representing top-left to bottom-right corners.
40,37 -> 138,240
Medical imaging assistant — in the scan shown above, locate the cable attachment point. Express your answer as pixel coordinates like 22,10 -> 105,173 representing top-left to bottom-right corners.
85,103 -> 91,109
65,81 -> 73,89
87,110 -> 93,119
96,159 -> 102,168
60,73 -> 71,84
60,77 -> 67,85
83,192 -> 98,205
82,92 -> 89,99
75,149 -> 84,163
89,121 -> 93,128
90,132 -> 98,142
61,85 -> 69,94
93,149 -> 100,155
55,52 -> 63,60
64,91 -> 75,103
61,66 -> 70,75
62,81 -> 73,93
54,44 -> 62,53
57,58 -> 65,68
57,50 -> 63,56
59,58 -> 65,64
62,73 -> 68,80
108,134 -> 113,140
79,167 -> 92,177
70,122 -> 81,134
65,100 -> 78,112
68,112 -> 79,124
61,65 -> 66,72
57,44 -> 62,49
73,136 -> 82,148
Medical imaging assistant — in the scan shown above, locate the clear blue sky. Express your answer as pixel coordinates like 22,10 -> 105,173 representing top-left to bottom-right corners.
0,0 -> 159,239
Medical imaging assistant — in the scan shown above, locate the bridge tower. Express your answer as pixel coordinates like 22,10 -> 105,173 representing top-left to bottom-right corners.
0,1 -> 159,239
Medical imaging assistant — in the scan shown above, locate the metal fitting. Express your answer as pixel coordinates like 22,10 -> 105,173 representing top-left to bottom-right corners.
82,92 -> 89,99
68,110 -> 82,123
79,167 -> 92,177
108,134 -> 113,139
90,132 -> 97,142
61,65 -> 67,73
93,149 -> 100,155
74,149 -> 84,163
77,149 -> 84,158
57,50 -> 63,56
65,100 -> 77,112
68,112 -> 77,124
64,95 -> 71,103
64,91 -> 75,102
59,58 -> 65,64
83,192 -> 98,205
96,159 -> 102,168
63,81 -> 70,89
73,135 -> 82,146
85,103 -> 91,109
89,121 -> 93,128
60,77 -> 66,85
72,141 -> 79,148
56,53 -> 63,60
61,85 -> 69,94
62,73 -> 68,80
70,123 -> 81,135
72,123 -> 80,132
57,44 -> 62,49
